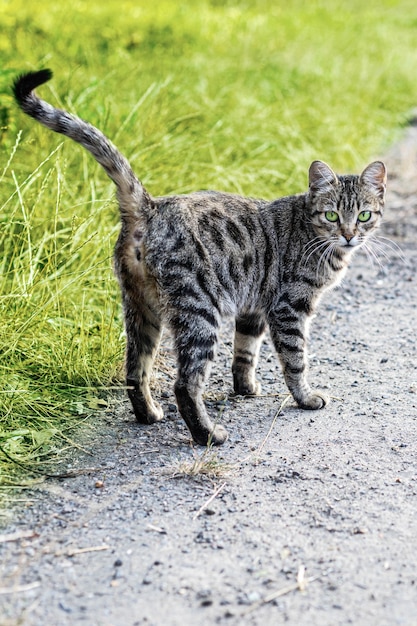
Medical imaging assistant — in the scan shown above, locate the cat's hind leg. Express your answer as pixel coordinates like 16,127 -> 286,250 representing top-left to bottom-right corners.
173,319 -> 227,446
123,293 -> 164,424
232,312 -> 266,396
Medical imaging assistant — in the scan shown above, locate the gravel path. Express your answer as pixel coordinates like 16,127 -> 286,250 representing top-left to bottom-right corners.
1,127 -> 416,626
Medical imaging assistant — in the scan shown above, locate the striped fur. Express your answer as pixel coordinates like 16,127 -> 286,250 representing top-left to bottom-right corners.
13,70 -> 387,446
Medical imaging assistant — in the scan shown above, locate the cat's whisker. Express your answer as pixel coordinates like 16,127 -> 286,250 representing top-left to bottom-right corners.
370,243 -> 391,264
302,241 -> 327,265
315,240 -> 336,277
315,246 -> 327,275
361,243 -> 379,268
363,244 -> 382,269
301,238 -> 329,267
374,235 -> 406,263
301,235 -> 326,254
365,236 -> 402,267
304,244 -> 330,269
361,241 -> 386,271
366,236 -> 390,254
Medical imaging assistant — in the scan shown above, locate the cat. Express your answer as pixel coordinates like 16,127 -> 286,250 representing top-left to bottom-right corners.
13,69 -> 387,446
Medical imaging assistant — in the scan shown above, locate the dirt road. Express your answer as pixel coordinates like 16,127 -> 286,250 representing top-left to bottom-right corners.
1,127 -> 416,626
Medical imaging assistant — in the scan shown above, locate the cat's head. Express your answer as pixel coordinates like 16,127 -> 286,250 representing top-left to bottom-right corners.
308,160 -> 387,250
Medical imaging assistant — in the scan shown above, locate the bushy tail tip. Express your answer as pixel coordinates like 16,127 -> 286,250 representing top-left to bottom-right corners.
13,69 -> 53,104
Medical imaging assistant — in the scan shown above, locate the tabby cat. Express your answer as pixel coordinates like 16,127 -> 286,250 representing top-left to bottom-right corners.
13,69 -> 387,446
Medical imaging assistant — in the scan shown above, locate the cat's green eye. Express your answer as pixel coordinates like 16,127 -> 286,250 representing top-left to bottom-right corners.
325,211 -> 339,223
358,211 -> 371,222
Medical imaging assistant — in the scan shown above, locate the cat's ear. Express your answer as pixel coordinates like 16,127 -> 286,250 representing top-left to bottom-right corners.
360,161 -> 387,201
309,160 -> 338,192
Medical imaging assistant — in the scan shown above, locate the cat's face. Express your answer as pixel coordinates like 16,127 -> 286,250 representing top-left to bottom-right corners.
308,160 -> 387,251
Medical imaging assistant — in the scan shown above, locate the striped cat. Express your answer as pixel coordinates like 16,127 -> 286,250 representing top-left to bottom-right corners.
13,70 -> 387,446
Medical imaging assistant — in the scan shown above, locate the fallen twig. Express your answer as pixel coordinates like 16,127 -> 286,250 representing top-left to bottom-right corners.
146,524 -> 167,534
241,394 -> 292,466
56,432 -> 92,455
0,530 -> 38,544
55,544 -> 110,557
0,581 -> 41,595
243,566 -> 317,615
255,394 -> 292,457
67,545 -> 110,557
193,481 -> 227,520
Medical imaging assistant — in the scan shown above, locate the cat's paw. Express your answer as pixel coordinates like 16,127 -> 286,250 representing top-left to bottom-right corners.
128,387 -> 164,424
194,424 -> 229,446
134,403 -> 164,424
297,391 -> 330,410
145,402 -> 164,423
233,378 -> 262,396
208,424 -> 229,446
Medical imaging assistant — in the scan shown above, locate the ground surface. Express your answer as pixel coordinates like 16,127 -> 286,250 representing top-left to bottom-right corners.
1,127 -> 416,626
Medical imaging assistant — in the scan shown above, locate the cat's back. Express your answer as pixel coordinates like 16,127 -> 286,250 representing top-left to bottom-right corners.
146,190 -> 266,251
153,190 -> 265,222
145,189 -> 308,263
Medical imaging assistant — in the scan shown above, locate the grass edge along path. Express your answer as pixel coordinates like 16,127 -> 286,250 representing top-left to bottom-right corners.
1,0 -> 417,493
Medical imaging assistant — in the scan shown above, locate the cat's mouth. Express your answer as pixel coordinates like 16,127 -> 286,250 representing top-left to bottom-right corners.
339,235 -> 360,248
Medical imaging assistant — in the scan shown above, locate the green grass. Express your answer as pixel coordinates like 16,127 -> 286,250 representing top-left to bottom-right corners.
2,0 -> 417,489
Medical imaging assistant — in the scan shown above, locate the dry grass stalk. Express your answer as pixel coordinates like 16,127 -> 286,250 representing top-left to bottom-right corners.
193,481 -> 227,520
243,565 -> 316,615
0,581 -> 41,595
0,530 -> 38,544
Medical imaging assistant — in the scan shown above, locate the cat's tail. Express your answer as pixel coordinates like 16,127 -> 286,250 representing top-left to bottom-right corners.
13,69 -> 152,224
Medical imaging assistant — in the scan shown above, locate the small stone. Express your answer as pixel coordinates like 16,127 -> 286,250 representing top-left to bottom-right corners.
197,589 -> 213,606
204,508 -> 216,516
247,591 -> 261,603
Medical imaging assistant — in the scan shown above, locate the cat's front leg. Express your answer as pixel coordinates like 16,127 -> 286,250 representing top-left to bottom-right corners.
268,308 -> 329,410
232,312 -> 267,396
